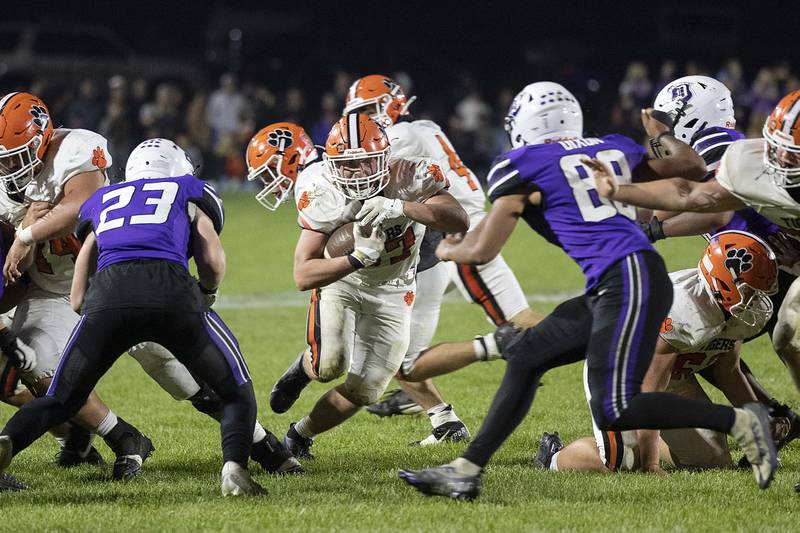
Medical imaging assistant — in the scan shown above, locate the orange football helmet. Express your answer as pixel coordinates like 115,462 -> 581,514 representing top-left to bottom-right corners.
699,230 -> 778,326
0,92 -> 53,194
343,75 -> 415,128
246,122 -> 317,211
763,90 -> 800,187
323,112 -> 390,200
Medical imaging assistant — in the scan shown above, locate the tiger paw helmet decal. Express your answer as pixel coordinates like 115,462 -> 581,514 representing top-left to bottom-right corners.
29,105 -> 50,133
724,248 -> 753,278
267,128 -> 293,151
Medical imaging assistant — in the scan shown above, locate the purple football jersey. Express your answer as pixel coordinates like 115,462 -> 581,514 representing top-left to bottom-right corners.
487,135 -> 654,290
78,175 -> 224,271
713,208 -> 780,242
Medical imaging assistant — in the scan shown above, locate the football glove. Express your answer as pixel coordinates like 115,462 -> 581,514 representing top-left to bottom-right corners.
198,282 -> 218,307
0,327 -> 36,374
356,196 -> 404,228
349,224 -> 385,269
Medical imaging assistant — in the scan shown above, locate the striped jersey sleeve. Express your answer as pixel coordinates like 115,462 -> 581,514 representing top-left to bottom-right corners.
689,127 -> 745,175
185,176 -> 225,235
486,153 -> 525,202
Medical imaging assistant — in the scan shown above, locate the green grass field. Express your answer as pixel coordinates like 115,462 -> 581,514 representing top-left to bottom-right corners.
2,192 -> 799,532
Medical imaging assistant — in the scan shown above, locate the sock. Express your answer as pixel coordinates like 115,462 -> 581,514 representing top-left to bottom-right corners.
427,403 -> 460,428
550,450 -> 560,471
448,457 -> 481,476
292,417 -> 316,440
473,334 -> 500,361
94,411 -> 118,437
252,421 -> 267,444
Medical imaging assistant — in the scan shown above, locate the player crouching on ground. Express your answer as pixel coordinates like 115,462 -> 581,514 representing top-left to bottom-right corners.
538,231 -> 787,473
268,112 -> 468,459
0,138 -> 265,496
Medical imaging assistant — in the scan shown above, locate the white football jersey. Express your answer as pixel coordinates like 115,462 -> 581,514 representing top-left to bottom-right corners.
659,268 -> 767,380
386,120 -> 486,228
295,157 -> 447,286
0,128 -> 112,294
715,139 -> 800,232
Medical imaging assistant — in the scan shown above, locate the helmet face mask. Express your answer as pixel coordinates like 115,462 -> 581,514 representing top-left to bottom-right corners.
323,148 -> 390,200
0,138 -> 40,194
728,280 -> 775,327
250,153 -> 296,211
762,89 -> 800,188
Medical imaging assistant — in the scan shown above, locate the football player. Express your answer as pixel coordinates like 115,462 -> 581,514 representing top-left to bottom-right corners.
398,82 -> 776,501
344,75 -> 541,443
114,141 -> 303,475
268,112 -> 469,458
538,231 -> 783,473
0,138 -> 265,496
587,89 -> 800,395
0,92 -> 153,478
636,76 -> 800,442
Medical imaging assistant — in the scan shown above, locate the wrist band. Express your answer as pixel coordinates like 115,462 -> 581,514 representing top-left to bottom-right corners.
347,254 -> 365,270
16,226 -> 34,246
198,282 -> 218,294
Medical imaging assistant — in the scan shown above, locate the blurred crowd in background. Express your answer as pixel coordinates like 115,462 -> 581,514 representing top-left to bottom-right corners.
15,58 -> 798,186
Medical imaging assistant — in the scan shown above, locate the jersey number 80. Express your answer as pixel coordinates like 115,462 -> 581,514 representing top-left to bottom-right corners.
559,149 -> 637,222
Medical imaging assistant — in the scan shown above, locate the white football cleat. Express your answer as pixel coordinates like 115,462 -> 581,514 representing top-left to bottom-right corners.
731,403 -> 778,489
221,461 -> 267,496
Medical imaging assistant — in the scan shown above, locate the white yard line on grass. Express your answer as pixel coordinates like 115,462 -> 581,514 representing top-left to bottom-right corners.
215,290 -> 581,309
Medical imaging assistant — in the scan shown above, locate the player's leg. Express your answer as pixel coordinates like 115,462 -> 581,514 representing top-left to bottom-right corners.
0,312 -> 135,475
157,309 -> 264,495
12,295 -> 135,468
270,284 -> 354,414
770,274 -> 800,391
394,263 -> 469,443
400,257 -> 540,382
289,283 -> 413,454
585,251 -> 776,488
128,341 -> 302,474
660,377 -> 732,469
399,296 -> 592,498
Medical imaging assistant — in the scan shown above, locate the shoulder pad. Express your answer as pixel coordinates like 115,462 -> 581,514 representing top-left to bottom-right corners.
52,129 -> 112,185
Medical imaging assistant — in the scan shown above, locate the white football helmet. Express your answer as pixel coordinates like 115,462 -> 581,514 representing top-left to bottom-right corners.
504,82 -> 583,148
125,138 -> 195,181
654,76 -> 735,142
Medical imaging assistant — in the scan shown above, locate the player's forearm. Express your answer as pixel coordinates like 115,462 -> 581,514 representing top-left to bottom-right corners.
293,257 -> 355,291
712,367 -> 757,407
437,231 -> 499,265
402,200 -> 469,233
614,179 -> 726,213
71,234 -> 97,312
196,248 -> 226,292
661,211 -> 733,238
655,135 -> 707,181
26,201 -> 81,242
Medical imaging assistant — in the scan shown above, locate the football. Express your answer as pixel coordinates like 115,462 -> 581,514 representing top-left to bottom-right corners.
324,222 -> 356,258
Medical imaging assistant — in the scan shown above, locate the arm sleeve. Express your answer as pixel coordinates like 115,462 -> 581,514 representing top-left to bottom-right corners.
189,180 -> 225,235
486,154 -> 527,202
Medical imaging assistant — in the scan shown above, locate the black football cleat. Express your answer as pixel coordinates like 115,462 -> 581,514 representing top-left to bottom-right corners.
769,402 -> 800,450
398,465 -> 481,501
112,432 -> 154,481
0,472 -> 28,492
284,423 -> 314,460
366,389 -> 423,417
251,430 -> 304,475
412,420 -> 470,446
494,322 -> 522,356
57,425 -> 106,468
270,353 -> 311,414
534,431 -> 564,469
